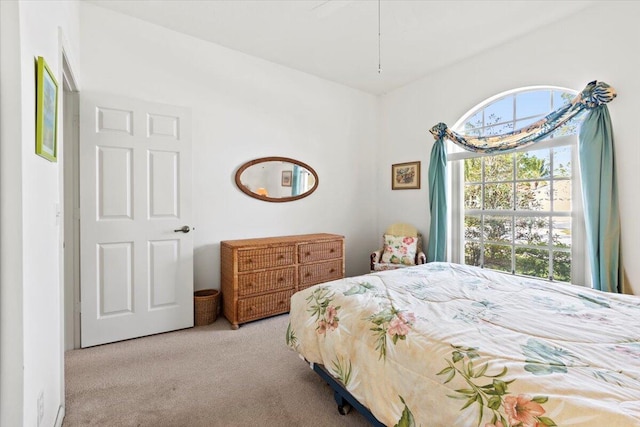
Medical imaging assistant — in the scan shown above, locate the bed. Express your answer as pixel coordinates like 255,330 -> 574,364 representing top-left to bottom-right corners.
286,262 -> 640,426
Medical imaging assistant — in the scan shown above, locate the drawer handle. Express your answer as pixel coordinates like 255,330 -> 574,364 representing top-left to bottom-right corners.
278,277 -> 284,282
279,300 -> 285,305
330,248 -> 335,253
305,252 -> 311,256
278,255 -> 285,259
330,268 -> 335,273
305,272 -> 311,277
248,282 -> 254,287
249,306 -> 255,312
247,259 -> 253,264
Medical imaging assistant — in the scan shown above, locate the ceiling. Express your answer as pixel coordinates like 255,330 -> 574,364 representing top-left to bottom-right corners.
86,0 -> 595,95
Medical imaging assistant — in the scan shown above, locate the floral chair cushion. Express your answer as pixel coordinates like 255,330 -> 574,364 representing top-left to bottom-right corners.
380,235 -> 418,266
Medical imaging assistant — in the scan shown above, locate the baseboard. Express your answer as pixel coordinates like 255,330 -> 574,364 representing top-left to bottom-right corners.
54,405 -> 65,427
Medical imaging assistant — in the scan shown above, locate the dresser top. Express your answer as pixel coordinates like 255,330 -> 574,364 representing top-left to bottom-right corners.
221,233 -> 343,248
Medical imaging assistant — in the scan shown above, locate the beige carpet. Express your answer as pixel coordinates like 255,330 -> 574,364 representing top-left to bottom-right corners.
64,314 -> 370,426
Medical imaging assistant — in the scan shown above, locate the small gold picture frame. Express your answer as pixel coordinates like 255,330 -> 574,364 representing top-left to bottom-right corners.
391,161 -> 421,190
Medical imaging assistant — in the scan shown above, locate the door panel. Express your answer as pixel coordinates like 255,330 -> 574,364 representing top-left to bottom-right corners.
80,92 -> 192,347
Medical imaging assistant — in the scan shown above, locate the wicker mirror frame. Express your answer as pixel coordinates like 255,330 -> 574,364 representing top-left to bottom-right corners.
235,156 -> 319,203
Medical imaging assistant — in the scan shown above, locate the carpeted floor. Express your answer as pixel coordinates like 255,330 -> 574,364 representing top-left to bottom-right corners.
64,314 -> 370,426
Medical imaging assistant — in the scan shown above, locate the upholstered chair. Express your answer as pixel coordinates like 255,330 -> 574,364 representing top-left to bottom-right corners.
370,223 -> 427,272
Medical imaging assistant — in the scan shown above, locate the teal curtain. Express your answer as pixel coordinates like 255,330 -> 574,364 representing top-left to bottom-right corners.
579,106 -> 620,292
428,81 -> 620,292
291,165 -> 300,196
427,134 -> 447,262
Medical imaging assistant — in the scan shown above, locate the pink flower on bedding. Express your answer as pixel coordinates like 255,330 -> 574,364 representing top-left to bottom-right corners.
398,311 -> 416,324
387,311 -> 415,337
388,316 -> 410,337
317,320 -> 327,335
504,395 -> 545,427
326,306 -> 337,324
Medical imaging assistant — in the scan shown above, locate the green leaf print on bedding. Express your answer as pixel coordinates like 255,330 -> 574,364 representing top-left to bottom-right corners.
305,287 -> 341,334
577,293 -> 611,309
330,357 -> 352,386
438,345 -> 557,427
285,321 -> 298,349
343,281 -> 376,296
394,396 -> 416,427
367,308 -> 416,360
521,338 -> 579,376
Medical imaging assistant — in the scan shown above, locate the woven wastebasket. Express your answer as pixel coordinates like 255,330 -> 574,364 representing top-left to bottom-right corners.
194,289 -> 220,326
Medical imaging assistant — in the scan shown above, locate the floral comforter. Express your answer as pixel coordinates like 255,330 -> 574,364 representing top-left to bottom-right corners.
286,262 -> 640,427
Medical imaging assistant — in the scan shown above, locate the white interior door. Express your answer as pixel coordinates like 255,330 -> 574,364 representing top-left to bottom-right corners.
80,92 -> 193,347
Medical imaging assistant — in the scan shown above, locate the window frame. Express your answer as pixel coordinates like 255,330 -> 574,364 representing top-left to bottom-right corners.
447,87 -> 588,286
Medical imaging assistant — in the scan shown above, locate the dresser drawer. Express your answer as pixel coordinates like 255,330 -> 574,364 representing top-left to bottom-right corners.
237,290 -> 293,322
237,246 -> 295,272
299,259 -> 343,289
238,267 -> 295,297
298,240 -> 342,264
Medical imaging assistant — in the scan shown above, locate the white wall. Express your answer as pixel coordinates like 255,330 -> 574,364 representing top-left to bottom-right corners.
0,2 -> 25,425
379,1 -> 640,294
78,3 -> 379,292
0,1 -> 81,426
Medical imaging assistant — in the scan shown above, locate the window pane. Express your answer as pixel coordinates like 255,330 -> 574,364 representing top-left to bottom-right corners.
484,154 -> 513,182
553,251 -> 571,282
464,158 -> 482,183
552,217 -> 571,248
551,91 -> 579,137
464,111 -> 483,131
483,122 -> 514,136
484,215 -> 512,243
553,146 -> 572,178
515,247 -> 549,279
484,95 -> 514,126
516,91 -> 551,118
464,184 -> 482,209
517,149 -> 550,179
465,242 -> 482,267
515,216 -> 549,246
553,90 -> 573,108
484,244 -> 511,273
553,180 -> 571,212
485,183 -> 513,209
516,181 -> 549,210
464,215 -> 482,241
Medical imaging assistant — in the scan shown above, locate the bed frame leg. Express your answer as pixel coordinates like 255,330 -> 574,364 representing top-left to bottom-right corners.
333,391 -> 352,415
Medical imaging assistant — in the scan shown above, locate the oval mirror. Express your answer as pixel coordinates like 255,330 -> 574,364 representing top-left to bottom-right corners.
235,156 -> 319,202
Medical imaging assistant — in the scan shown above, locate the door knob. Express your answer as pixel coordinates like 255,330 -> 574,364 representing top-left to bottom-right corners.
174,225 -> 191,233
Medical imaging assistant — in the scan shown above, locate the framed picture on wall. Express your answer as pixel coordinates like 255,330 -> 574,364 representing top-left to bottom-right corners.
35,56 -> 59,162
281,170 -> 292,187
391,161 -> 421,190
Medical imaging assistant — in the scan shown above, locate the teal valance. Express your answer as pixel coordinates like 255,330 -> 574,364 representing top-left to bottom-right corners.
429,81 -> 616,154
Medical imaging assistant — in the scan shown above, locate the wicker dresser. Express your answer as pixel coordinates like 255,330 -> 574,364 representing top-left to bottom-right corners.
220,233 -> 345,329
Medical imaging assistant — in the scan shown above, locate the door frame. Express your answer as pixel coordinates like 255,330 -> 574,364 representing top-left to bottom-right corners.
61,47 -> 80,352
59,26 -> 80,427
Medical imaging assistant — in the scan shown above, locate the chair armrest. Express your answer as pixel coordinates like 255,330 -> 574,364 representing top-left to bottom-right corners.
370,250 -> 382,271
416,251 -> 426,265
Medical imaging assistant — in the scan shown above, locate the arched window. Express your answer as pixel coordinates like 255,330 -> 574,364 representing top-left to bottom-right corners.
448,87 -> 586,284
